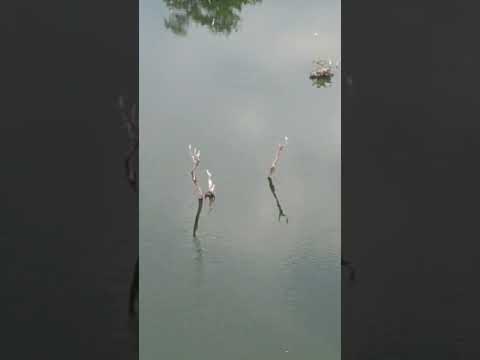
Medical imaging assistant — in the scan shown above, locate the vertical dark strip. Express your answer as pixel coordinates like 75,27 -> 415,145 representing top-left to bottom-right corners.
2,1 -> 138,359
343,0 -> 480,358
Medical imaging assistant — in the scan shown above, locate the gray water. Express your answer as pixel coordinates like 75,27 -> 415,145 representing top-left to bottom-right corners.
140,1 -> 340,358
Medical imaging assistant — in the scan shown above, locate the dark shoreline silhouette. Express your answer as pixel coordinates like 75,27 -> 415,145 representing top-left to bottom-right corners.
129,258 -> 139,314
118,96 -> 139,317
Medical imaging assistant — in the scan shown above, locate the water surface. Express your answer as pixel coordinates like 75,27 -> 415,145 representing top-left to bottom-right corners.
140,1 -> 340,358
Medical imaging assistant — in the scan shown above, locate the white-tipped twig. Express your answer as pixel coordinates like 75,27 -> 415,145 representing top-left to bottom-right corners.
269,136 -> 288,176
188,146 -> 217,236
188,144 -> 203,198
206,169 -> 216,193
205,169 -> 216,212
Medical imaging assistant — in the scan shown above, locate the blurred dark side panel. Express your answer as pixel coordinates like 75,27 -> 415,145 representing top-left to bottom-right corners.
2,1 -> 138,359
343,1 -> 480,359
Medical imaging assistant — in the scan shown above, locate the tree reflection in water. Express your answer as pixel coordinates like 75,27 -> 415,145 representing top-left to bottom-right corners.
163,0 -> 262,36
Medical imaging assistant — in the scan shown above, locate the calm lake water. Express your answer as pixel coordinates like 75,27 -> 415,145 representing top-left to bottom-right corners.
140,0 -> 340,358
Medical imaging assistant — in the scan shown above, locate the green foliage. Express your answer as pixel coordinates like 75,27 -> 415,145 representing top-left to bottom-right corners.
164,0 -> 262,36
311,76 -> 333,88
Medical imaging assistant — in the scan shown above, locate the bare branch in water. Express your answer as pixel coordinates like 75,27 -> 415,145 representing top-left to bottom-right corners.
193,197 -> 204,238
269,136 -> 288,176
189,144 -> 204,237
205,169 -> 216,212
188,144 -> 203,199
267,137 -> 289,223
188,146 -> 217,236
268,176 -> 288,223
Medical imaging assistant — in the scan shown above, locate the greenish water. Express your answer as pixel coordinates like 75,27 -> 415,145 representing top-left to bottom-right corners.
140,0 -> 340,358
